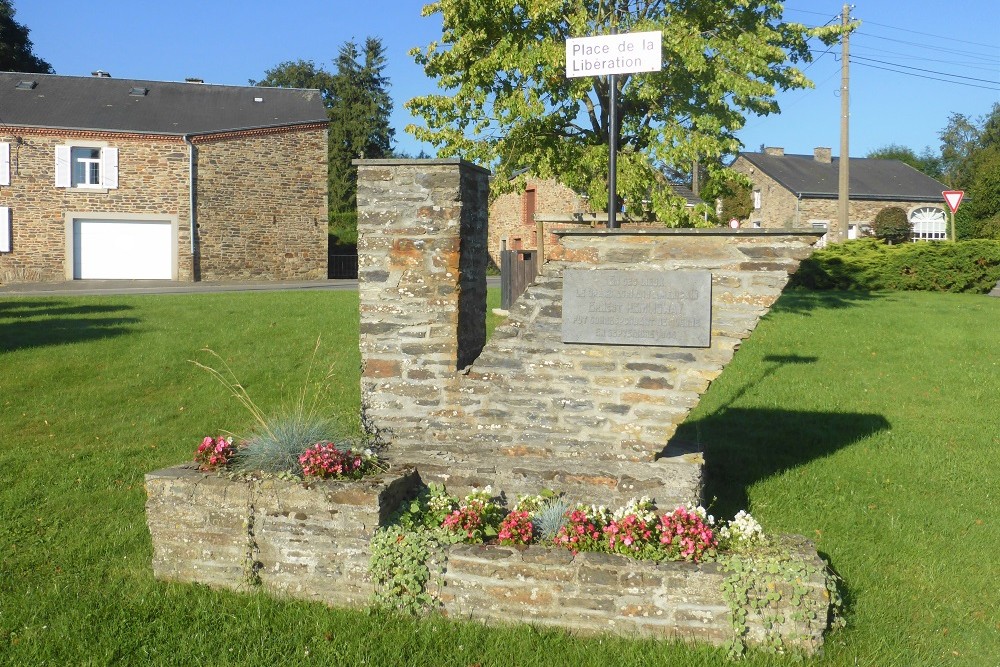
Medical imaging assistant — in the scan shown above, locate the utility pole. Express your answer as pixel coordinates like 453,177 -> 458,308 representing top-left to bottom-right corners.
837,3 -> 851,242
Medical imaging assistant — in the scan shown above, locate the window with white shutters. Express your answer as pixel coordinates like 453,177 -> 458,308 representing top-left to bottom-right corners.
55,144 -> 118,189
0,143 -> 9,186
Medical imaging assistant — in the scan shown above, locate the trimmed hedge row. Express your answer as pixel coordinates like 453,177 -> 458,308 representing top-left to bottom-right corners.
790,238 -> 1000,293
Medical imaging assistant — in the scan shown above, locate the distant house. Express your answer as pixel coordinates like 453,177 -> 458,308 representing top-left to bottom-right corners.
488,177 -> 706,268
0,72 -> 328,283
730,147 -> 950,242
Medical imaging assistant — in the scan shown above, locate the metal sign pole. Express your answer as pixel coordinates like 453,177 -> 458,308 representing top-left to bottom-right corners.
608,68 -> 618,229
607,24 -> 619,230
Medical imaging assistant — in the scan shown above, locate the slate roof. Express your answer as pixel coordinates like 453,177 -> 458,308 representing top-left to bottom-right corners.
669,183 -> 704,207
740,151 -> 947,202
0,72 -> 327,136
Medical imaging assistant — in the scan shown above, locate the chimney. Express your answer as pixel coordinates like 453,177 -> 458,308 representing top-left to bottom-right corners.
764,147 -> 784,156
814,147 -> 832,163
185,77 -> 204,84
91,70 -> 111,78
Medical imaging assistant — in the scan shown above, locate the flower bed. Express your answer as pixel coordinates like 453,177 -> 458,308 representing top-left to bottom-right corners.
146,470 -> 839,656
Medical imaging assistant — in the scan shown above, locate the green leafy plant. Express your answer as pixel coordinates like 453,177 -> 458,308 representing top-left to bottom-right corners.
190,340 -> 370,476
871,206 -> 912,245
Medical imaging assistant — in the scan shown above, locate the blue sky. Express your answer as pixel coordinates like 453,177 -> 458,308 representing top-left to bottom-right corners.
15,0 -> 1000,162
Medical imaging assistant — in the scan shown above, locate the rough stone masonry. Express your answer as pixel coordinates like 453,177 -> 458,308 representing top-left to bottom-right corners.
355,159 -> 821,508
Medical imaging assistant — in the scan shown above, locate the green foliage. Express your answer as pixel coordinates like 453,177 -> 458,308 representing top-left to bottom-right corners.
871,206 -> 911,245
973,213 -> 1000,240
967,145 -> 1000,222
329,211 -> 359,247
329,38 -> 395,214
790,238 -> 1000,293
235,415 -> 347,474
703,173 -> 752,223
719,544 -> 843,659
0,0 -> 52,73
369,527 -> 443,614
531,497 -> 571,542
249,59 -> 335,103
865,143 -> 943,179
254,38 -> 395,229
406,0 -> 847,222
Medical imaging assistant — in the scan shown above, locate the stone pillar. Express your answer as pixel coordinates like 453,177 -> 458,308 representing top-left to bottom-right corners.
355,159 -> 489,438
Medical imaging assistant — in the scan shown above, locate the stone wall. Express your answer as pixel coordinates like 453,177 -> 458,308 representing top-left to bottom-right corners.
195,128 -> 328,281
355,158 -> 489,432
145,465 -> 419,607
357,159 -> 821,508
0,130 -> 191,282
0,126 -> 327,283
441,540 -> 830,652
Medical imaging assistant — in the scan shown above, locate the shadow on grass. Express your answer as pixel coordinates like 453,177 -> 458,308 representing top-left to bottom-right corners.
769,288 -> 891,315
0,300 -> 138,353
671,407 -> 890,518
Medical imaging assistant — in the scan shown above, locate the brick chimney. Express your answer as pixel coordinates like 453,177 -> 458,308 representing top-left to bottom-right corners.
814,147 -> 832,163
764,147 -> 784,156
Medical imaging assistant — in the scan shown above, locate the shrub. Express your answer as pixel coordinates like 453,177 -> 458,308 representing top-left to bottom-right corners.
872,206 -> 912,244
790,238 -> 1000,293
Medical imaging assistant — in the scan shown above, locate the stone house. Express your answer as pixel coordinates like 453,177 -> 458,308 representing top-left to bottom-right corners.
0,72 -> 328,283
730,147 -> 949,242
488,178 -> 585,267
488,177 -> 706,267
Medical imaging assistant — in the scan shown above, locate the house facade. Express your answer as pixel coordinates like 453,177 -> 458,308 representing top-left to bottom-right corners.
0,72 -> 328,283
731,147 -> 949,242
488,178 -> 706,268
488,178 -> 586,267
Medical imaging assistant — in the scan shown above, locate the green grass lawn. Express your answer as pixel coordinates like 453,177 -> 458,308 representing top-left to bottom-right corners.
1,288 -> 998,666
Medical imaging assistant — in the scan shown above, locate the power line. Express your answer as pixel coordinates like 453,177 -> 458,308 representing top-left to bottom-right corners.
860,18 -> 997,50
855,32 -> 998,63
851,55 -> 999,86
848,45 -> 1000,73
852,61 -> 1000,91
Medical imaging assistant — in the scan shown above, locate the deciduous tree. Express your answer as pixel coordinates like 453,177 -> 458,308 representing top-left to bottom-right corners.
407,0 -> 844,223
0,0 -> 53,73
866,143 -> 942,179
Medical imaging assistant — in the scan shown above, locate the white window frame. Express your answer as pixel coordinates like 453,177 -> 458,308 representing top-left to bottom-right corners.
753,189 -> 761,210
0,142 -> 9,186
55,143 -> 117,190
0,206 -> 10,253
909,206 -> 947,241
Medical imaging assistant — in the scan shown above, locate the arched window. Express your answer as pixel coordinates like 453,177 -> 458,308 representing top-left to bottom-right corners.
910,207 -> 947,241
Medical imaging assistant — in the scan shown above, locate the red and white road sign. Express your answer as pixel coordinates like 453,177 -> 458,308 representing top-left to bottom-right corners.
943,190 -> 964,213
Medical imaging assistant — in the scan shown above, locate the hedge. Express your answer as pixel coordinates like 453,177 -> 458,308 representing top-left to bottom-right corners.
790,238 -> 1000,293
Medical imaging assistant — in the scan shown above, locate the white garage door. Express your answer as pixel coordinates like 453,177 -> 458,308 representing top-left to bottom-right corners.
73,219 -> 173,279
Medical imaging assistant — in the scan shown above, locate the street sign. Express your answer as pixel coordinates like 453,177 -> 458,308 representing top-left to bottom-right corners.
566,31 -> 662,78
943,190 -> 964,213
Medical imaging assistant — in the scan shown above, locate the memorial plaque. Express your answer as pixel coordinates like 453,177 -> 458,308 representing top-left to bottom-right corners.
562,269 -> 712,347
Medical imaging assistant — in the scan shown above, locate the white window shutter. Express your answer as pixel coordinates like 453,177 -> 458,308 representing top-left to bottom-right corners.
102,147 -> 119,189
0,143 -> 9,186
0,206 -> 10,253
55,145 -> 71,187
